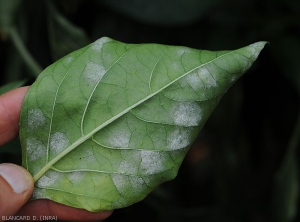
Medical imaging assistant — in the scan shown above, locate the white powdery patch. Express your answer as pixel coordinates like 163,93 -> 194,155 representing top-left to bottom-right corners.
185,71 -> 203,91
112,174 -> 127,194
86,149 -> 97,162
26,138 -> 46,161
32,188 -> 45,199
231,74 -> 237,83
167,128 -> 191,150
170,61 -> 181,72
50,132 -> 70,155
67,171 -> 85,183
36,170 -> 61,187
83,62 -> 106,84
28,109 -> 46,131
108,129 -> 131,148
197,67 -> 217,88
252,49 -> 261,61
247,43 -> 263,61
118,150 -> 140,174
142,176 -> 152,186
64,56 -> 74,64
91,37 -> 111,51
172,101 -> 202,127
140,150 -> 164,175
130,176 -> 145,193
118,160 -> 136,175
177,48 -> 185,57
176,47 -> 191,56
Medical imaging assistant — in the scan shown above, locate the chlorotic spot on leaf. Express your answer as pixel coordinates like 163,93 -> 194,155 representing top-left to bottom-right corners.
27,109 -> 46,131
50,132 -> 70,155
64,56 -> 75,65
92,37 -> 112,51
82,62 -> 106,85
172,101 -> 202,126
26,138 -> 46,161
36,170 -> 62,187
167,127 -> 192,150
67,171 -> 85,183
19,37 -> 267,212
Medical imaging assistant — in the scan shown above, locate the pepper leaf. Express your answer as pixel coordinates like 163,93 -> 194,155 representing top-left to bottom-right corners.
19,37 -> 266,212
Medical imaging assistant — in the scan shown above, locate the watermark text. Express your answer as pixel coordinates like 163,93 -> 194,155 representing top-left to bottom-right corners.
2,215 -> 57,221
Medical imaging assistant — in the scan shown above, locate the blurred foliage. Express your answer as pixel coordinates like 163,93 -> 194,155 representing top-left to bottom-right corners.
0,0 -> 300,221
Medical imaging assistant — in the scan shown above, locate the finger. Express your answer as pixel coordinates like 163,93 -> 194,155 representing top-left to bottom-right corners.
0,86 -> 29,146
16,199 -> 113,221
0,164 -> 34,218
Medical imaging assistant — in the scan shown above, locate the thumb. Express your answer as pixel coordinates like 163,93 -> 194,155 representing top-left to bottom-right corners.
0,163 -> 34,218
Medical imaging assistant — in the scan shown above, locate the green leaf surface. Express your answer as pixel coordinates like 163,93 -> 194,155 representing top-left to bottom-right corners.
19,37 -> 266,212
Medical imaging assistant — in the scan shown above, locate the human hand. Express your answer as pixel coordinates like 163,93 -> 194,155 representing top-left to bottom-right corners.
0,87 -> 113,221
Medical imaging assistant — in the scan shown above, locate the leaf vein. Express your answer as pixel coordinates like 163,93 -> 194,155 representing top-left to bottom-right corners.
80,49 -> 129,136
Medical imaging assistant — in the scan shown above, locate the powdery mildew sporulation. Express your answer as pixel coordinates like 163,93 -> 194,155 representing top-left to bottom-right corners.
32,187 -> 45,199
118,160 -> 137,175
231,75 -> 237,83
170,62 -> 182,73
28,109 -> 46,131
20,39 -> 265,211
50,132 -> 70,155
36,170 -> 61,187
64,56 -> 74,64
167,128 -> 191,150
118,150 -> 140,174
130,176 -> 145,194
86,149 -> 97,162
83,62 -> 106,84
172,102 -> 202,127
108,129 -> 131,148
247,43 -> 262,62
185,72 -> 203,91
26,138 -> 46,161
91,37 -> 111,51
140,150 -> 164,174
68,171 -> 85,183
176,47 -> 191,57
197,67 -> 217,89
111,174 -> 127,194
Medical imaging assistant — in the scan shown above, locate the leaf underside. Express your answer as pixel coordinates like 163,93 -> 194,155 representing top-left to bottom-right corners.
19,37 -> 266,212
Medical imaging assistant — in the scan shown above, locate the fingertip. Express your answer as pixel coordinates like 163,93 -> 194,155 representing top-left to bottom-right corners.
0,86 -> 30,146
0,163 -> 34,216
0,164 -> 33,194
16,199 -> 114,221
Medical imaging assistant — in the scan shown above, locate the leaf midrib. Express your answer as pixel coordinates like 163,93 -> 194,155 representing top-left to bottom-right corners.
33,47 -> 239,182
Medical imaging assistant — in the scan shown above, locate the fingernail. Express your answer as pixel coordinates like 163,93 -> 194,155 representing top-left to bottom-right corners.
0,163 -> 29,194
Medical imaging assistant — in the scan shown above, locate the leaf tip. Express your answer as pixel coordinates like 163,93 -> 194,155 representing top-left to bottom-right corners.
249,41 -> 269,53
242,41 -> 268,63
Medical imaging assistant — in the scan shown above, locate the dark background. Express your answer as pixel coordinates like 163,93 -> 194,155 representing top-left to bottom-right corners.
0,0 -> 300,221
